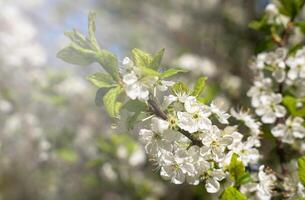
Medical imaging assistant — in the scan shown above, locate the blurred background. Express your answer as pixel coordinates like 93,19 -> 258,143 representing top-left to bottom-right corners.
0,0 -> 280,199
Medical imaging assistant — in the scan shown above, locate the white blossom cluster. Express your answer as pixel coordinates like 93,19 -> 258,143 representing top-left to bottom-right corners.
248,47 -> 305,145
265,3 -> 290,27
119,56 -> 262,193
121,57 -> 174,101
240,165 -> 278,200
139,98 -> 261,193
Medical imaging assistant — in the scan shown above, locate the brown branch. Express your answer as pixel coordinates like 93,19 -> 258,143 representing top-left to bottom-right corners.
276,139 -> 288,175
147,98 -> 203,147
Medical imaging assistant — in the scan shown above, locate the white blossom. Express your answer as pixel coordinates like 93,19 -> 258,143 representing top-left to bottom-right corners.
122,57 -> 158,101
139,117 -> 178,155
227,137 -> 260,166
201,126 -> 233,162
177,96 -> 212,133
247,78 -> 273,108
204,169 -> 226,193
265,3 -> 290,27
255,93 -> 286,124
210,101 -> 230,124
286,49 -> 305,80
271,117 -> 305,144
159,150 -> 195,184
230,108 -> 261,136
256,165 -> 277,200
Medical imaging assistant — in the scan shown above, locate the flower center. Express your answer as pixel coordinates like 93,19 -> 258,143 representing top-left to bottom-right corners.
192,112 -> 200,119
211,140 -> 220,147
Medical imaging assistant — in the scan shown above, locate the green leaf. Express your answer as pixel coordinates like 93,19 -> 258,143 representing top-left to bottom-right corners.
87,72 -> 117,88
249,15 -> 268,31
58,11 -> 101,66
150,48 -> 165,70
279,0 -> 305,18
191,77 -> 208,97
126,112 -> 146,130
161,68 -> 186,78
298,156 -> 305,186
220,187 -> 247,200
88,11 -> 100,51
283,96 -> 305,117
64,30 -> 91,49
171,82 -> 189,95
197,84 -> 219,104
123,99 -> 147,113
139,66 -> 161,77
228,153 -> 249,187
96,50 -> 120,81
123,100 -> 148,130
132,48 -> 153,68
57,44 -> 97,66
237,173 -> 252,186
103,86 -> 123,118
295,21 -> 305,35
289,43 -> 304,55
255,38 -> 276,53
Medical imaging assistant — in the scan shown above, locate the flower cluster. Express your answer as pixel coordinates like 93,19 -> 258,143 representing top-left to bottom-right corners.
57,8 -> 305,199
265,3 -> 289,27
240,165 -> 278,200
108,51 -> 262,194
131,69 -> 261,193
248,47 -> 305,145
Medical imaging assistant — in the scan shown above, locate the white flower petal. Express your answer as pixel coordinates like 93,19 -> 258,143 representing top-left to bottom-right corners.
205,178 -> 220,193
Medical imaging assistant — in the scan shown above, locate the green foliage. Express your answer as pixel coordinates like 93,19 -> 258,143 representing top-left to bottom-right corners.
103,86 -> 123,118
124,100 -> 148,129
220,187 -> 247,200
95,50 -> 119,81
140,67 -> 185,78
298,156 -> 305,186
254,38 -> 276,54
295,21 -> 305,35
160,68 -> 186,78
87,11 -> 100,51
228,154 -> 251,187
87,72 -> 117,88
57,12 -> 101,66
150,48 -> 165,70
289,43 -> 304,55
197,83 -> 219,104
57,11 -> 120,81
278,0 -> 305,19
132,48 -> 165,70
282,96 -> 305,117
249,15 -> 268,31
139,66 -> 161,77
171,82 -> 189,95
191,77 -> 207,98
123,99 -> 147,113
57,44 -> 97,66
64,30 -> 93,49
132,48 -> 153,68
